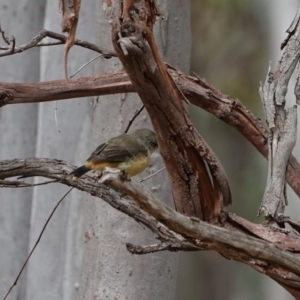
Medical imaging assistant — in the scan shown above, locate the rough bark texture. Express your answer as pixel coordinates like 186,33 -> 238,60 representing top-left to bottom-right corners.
264,3 -> 299,298
108,0 -> 231,221
59,0 -> 81,79
259,5 -> 300,218
2,158 -> 300,298
3,69 -> 300,201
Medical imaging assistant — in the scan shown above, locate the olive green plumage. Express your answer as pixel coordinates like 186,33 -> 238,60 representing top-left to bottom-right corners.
70,129 -> 158,179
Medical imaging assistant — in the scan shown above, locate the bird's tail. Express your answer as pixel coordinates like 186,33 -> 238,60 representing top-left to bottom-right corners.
69,165 -> 90,179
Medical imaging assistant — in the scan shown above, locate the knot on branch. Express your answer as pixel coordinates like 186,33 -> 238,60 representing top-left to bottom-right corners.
121,23 -> 136,36
0,90 -> 13,106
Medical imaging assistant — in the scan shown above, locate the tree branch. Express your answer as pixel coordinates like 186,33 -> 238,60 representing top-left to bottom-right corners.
99,167 -> 300,297
0,158 -> 197,251
259,4 -> 300,218
0,28 -> 116,58
111,1 -> 232,220
99,168 -> 300,273
126,241 -> 200,254
1,69 -> 300,200
0,179 -> 57,188
1,157 -> 300,296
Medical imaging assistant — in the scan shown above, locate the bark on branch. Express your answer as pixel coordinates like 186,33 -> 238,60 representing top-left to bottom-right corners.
1,69 -> 300,200
0,157 -> 196,251
1,158 -> 300,297
1,25 -> 300,203
59,0 -> 81,79
110,0 -> 232,221
259,4 -> 300,218
0,29 -> 115,58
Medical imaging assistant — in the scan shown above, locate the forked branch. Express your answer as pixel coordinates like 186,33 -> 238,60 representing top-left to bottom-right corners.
110,0 -> 231,220
0,28 -> 115,58
1,158 -> 300,296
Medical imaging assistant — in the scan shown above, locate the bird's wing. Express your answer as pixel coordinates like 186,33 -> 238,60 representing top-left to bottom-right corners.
86,143 -> 107,161
87,142 -> 133,163
87,134 -> 150,163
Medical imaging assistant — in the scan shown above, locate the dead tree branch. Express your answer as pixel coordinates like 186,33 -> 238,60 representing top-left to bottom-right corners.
0,29 -> 116,58
109,0 -> 231,221
0,179 -> 57,188
1,69 -> 300,200
0,158 -> 197,251
59,0 -> 81,79
259,4 -> 300,218
99,167 -> 300,275
1,158 -> 300,296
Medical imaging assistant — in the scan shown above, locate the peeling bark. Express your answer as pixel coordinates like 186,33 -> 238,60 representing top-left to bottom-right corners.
1,69 -> 300,201
259,4 -> 300,219
109,0 -> 231,220
59,0 -> 81,79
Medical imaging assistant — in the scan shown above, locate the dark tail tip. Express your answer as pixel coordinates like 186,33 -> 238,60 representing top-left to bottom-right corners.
69,165 -> 90,179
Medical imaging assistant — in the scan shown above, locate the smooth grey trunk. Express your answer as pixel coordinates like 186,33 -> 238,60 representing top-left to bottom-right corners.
78,1 -> 191,299
0,1 -> 45,299
23,2 -> 95,300
0,1 -> 191,299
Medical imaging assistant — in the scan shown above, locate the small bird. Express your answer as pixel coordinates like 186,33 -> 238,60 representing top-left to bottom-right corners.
69,128 -> 158,179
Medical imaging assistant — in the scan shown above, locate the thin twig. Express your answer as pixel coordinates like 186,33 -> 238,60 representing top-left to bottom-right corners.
69,54 -> 102,78
36,41 -> 62,47
54,101 -> 60,132
126,241 -> 199,254
0,29 -> 116,58
0,23 -> 10,45
124,105 -> 145,133
9,36 -> 15,54
0,179 -> 57,188
0,23 -> 15,54
2,187 -> 73,300
139,167 -> 165,183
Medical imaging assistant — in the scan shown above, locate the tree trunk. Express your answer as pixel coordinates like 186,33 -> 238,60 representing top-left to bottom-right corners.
77,1 -> 191,299
22,2 -> 95,300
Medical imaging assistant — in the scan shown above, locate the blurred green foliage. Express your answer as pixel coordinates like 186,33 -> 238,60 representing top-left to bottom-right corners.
190,0 -> 269,220
199,0 -> 252,11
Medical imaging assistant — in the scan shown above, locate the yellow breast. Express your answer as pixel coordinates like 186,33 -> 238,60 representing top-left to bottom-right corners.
85,155 -> 151,176
118,155 -> 151,176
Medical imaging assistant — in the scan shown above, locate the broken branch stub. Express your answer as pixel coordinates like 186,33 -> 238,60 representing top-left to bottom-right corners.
59,0 -> 81,79
110,0 -> 231,221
